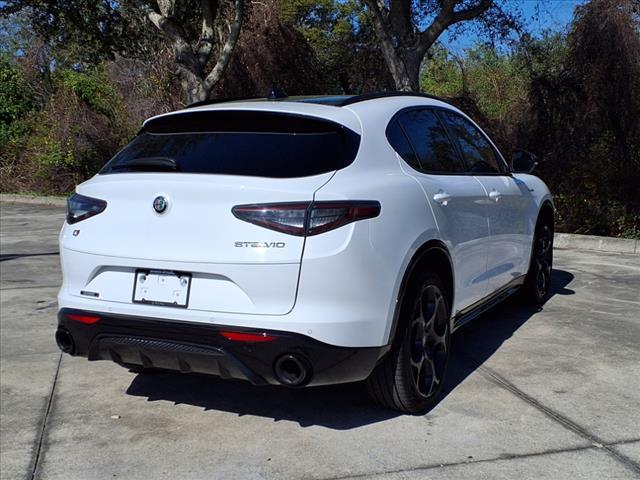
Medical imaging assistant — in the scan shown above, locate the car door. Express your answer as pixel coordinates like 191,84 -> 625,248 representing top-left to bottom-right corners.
439,110 -> 531,293
387,108 -> 490,314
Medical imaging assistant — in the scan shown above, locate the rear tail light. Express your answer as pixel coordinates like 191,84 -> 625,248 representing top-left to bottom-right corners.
66,313 -> 101,324
220,331 -> 276,343
232,201 -> 381,236
67,193 -> 107,224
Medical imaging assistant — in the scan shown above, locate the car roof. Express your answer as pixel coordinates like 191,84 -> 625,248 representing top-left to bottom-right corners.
143,92 -> 460,133
185,92 -> 446,108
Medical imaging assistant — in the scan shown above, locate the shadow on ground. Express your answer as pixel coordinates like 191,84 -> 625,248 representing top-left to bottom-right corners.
126,269 -> 575,429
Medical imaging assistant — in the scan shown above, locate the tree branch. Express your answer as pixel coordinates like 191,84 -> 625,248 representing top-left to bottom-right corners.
389,0 -> 413,44
196,0 -> 217,68
363,0 -> 394,52
203,0 -> 244,90
133,0 -> 202,77
418,0 -> 492,56
451,0 -> 492,23
156,0 -> 175,17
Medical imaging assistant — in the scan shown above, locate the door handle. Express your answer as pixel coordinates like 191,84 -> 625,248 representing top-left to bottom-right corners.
489,190 -> 502,202
433,191 -> 452,206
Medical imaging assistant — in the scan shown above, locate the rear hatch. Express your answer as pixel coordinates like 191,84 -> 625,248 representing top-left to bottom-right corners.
63,108 -> 360,314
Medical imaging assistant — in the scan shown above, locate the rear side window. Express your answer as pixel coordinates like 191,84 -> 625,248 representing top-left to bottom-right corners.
386,119 -> 420,170
440,111 -> 503,174
100,111 -> 360,178
390,109 -> 463,173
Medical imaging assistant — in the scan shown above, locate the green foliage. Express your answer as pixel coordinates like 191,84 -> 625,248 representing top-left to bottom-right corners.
30,135 -> 75,169
0,54 -> 34,145
420,47 -> 463,98
280,0 -> 393,93
554,194 -> 640,240
421,44 -> 528,123
464,47 -> 528,122
1,61 -> 137,194
56,67 -> 121,119
0,0 -> 158,66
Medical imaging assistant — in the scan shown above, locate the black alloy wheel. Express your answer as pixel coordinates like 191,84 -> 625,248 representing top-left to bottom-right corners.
408,283 -> 449,399
367,271 -> 451,413
523,221 -> 554,304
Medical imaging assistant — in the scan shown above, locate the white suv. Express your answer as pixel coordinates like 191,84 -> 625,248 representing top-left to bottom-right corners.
56,93 -> 554,413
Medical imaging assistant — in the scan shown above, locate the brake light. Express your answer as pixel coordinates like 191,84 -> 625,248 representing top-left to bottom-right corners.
232,201 -> 381,236
220,331 -> 276,343
66,313 -> 101,324
67,193 -> 107,224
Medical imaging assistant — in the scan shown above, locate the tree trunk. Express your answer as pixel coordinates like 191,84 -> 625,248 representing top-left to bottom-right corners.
138,0 -> 244,104
181,73 -> 209,104
368,5 -> 420,92
364,0 -> 494,93
401,50 -> 422,92
383,48 -> 422,92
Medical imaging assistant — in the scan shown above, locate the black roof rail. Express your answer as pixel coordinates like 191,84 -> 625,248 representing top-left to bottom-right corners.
183,91 -> 448,110
337,91 -> 448,106
185,86 -> 288,109
184,96 -> 260,109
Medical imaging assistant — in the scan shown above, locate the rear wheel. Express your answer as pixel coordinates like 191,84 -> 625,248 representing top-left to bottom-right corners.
367,272 -> 451,413
522,220 -> 554,304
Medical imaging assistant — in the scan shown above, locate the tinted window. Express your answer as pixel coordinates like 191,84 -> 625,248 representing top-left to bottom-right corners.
396,109 -> 463,173
386,119 -> 420,169
440,111 -> 502,174
100,111 -> 360,178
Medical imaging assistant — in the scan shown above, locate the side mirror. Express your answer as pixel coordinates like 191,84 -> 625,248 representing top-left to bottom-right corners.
510,149 -> 538,174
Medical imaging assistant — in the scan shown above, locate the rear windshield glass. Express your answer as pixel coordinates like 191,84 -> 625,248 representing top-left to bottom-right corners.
100,110 -> 360,178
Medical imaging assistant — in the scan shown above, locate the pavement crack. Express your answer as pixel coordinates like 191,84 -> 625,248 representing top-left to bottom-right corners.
476,364 -> 640,475
29,353 -> 62,480
0,285 -> 60,291
311,442 -> 627,480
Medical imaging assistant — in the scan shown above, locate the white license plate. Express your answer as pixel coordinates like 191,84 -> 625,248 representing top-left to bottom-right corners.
133,270 -> 191,308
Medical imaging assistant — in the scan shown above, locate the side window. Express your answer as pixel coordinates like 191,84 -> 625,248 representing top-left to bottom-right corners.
397,109 -> 463,173
440,111 -> 502,174
386,119 -> 420,170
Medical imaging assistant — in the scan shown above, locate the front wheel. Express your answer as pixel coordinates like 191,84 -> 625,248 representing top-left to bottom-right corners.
367,272 -> 451,413
521,221 -> 554,304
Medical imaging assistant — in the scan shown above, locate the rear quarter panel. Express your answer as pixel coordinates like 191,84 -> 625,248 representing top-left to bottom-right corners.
299,103 -> 442,347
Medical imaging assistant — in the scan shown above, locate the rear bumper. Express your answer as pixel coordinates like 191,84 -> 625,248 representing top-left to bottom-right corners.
56,309 -> 387,387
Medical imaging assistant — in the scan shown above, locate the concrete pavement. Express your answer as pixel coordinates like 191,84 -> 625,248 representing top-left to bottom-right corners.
1,202 -> 639,480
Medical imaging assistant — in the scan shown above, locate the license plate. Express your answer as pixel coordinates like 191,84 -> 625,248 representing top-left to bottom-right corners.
132,269 -> 191,308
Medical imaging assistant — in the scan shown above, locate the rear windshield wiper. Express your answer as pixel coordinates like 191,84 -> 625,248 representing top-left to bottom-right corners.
110,156 -> 178,171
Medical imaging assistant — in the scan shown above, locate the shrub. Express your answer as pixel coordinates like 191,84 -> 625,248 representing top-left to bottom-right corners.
0,54 -> 34,149
1,63 -> 137,194
57,67 -> 120,119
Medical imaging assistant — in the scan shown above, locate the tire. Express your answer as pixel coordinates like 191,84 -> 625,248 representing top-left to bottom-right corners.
367,271 -> 451,413
521,220 -> 554,305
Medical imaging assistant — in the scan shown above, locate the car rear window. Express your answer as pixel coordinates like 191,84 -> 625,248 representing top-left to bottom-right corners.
100,110 -> 361,178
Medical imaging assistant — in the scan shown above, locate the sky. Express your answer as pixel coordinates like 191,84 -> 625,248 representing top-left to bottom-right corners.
443,0 -> 586,53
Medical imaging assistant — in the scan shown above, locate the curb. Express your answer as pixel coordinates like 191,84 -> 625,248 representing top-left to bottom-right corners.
555,233 -> 638,255
0,194 -> 67,207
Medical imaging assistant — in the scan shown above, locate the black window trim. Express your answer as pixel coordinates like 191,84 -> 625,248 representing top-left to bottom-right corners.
386,105 -> 511,177
386,106 -> 466,176
434,108 -> 510,176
